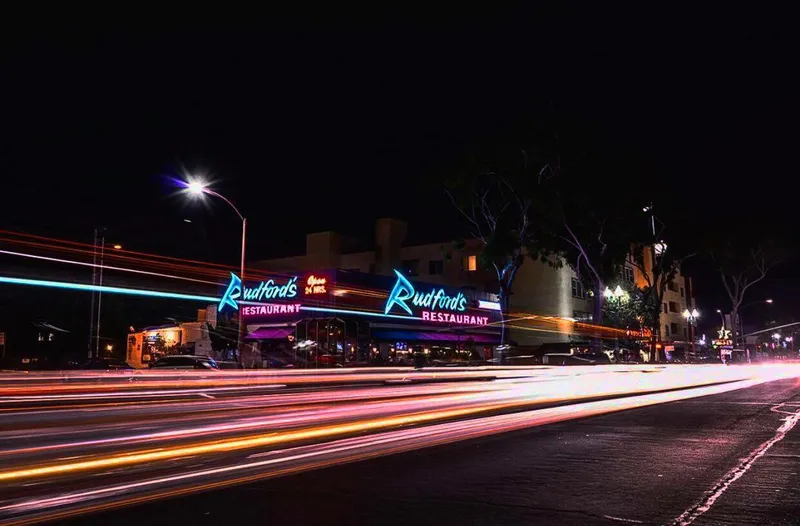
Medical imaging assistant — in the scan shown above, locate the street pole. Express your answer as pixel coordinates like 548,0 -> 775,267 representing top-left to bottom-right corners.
95,234 -> 105,359
238,217 -> 247,365
88,229 -> 98,359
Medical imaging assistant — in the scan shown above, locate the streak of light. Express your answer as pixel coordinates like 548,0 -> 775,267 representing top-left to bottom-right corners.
2,365 -> 798,484
0,250 -> 220,286
0,372 -> 788,525
0,276 -> 217,304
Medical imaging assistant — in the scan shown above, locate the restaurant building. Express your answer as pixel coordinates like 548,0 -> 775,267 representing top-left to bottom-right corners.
228,267 -> 503,366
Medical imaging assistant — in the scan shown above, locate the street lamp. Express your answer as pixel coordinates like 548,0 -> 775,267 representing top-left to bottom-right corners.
183,177 -> 247,362
683,309 -> 700,360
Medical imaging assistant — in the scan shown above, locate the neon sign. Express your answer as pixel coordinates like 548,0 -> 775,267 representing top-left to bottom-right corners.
305,275 -> 327,295
384,270 -> 467,315
219,272 -> 298,312
422,311 -> 489,326
241,303 -> 302,317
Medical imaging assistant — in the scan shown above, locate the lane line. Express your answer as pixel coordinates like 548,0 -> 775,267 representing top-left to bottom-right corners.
671,403 -> 800,525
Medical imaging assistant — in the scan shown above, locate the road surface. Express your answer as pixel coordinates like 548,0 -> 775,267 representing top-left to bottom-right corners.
1,365 -> 799,525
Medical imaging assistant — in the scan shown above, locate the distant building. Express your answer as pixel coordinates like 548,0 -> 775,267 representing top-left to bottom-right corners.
126,309 -> 213,368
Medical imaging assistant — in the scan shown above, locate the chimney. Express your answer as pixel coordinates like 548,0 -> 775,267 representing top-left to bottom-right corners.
374,218 -> 407,275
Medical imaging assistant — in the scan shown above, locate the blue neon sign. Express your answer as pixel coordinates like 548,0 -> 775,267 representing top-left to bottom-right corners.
384,269 -> 467,316
219,272 -> 298,312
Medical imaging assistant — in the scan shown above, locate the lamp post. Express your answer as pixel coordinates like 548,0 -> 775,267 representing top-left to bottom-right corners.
682,308 -> 700,361
185,179 -> 247,363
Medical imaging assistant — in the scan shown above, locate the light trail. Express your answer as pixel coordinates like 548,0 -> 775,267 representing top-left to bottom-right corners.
0,276 -> 217,303
0,250 -> 220,286
1,364 -> 799,524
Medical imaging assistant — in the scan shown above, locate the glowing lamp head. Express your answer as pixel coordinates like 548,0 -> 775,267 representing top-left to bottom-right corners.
186,180 -> 206,196
691,309 -> 699,318
766,299 -> 774,304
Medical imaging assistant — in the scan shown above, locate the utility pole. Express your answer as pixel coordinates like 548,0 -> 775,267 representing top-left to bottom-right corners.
95,232 -> 106,359
88,229 -> 98,359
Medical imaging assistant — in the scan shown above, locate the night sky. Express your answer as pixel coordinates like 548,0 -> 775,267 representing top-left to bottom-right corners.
2,9 -> 799,337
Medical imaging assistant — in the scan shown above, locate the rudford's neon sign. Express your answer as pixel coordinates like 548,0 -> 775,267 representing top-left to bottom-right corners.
384,270 -> 468,315
219,272 -> 298,312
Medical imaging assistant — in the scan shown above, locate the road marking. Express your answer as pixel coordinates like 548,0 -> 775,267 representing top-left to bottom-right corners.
671,404 -> 800,526
198,394 -> 215,400
603,515 -> 644,523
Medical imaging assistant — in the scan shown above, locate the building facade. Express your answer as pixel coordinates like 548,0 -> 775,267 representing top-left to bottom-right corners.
252,218 -> 696,356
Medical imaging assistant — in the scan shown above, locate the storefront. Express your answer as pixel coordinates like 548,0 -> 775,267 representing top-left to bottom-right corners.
219,269 -> 503,367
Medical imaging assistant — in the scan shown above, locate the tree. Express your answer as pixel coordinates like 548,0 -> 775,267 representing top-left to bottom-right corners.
715,245 -> 782,348
628,212 -> 695,362
207,315 -> 238,355
445,148 -> 548,347
602,282 -> 654,331
534,135 -> 638,327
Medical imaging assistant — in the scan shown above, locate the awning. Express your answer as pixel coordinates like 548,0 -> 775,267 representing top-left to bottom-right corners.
371,330 -> 500,344
246,327 -> 295,340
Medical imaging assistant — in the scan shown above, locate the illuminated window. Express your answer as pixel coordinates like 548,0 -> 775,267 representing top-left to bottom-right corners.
37,333 -> 44,342
48,333 -> 54,341
462,255 -> 477,272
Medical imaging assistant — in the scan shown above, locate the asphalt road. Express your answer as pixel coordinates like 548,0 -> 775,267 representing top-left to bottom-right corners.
70,375 -> 800,526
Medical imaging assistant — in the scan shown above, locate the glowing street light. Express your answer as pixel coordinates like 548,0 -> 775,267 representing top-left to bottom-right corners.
182,176 -> 247,361
187,180 -> 206,196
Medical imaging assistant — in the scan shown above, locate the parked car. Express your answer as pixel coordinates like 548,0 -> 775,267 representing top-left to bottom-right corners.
149,355 -> 219,370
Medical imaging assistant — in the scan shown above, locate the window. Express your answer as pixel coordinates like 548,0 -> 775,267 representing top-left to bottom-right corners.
663,303 -> 668,314
664,325 -> 670,337
401,259 -> 419,276
670,322 -> 679,335
668,280 -> 678,292
462,255 -> 477,272
48,333 -> 54,341
680,287 -> 685,298
37,333 -> 44,342
571,278 -> 586,299
623,266 -> 635,284
669,301 -> 679,313
428,260 -> 444,275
